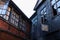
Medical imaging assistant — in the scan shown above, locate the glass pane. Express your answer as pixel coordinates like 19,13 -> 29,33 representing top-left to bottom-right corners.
20,25 -> 21,28
58,8 -> 60,12
11,13 -> 15,20
11,19 -> 14,24
3,15 -> 6,19
4,16 -> 9,20
6,11 -> 10,15
15,22 -> 18,26
57,1 -> 60,8
51,0 -> 56,5
4,4 -> 8,9
56,0 -> 58,1
0,14 -> 3,17
44,12 -> 47,15
2,10 -> 6,14
41,10 -> 43,14
54,4 -> 57,9
44,7 -> 46,12
0,9 -> 2,14
16,14 -> 19,19
15,18 -> 19,22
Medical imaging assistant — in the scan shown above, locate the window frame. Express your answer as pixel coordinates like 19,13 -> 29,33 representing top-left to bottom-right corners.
10,8 -> 19,27
51,0 -> 60,15
0,0 -> 10,20
40,6 -> 47,24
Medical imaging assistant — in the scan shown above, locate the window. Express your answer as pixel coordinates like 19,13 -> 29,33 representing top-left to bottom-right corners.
51,0 -> 60,15
0,0 -> 9,14
32,16 -> 37,33
3,7 -> 11,20
41,7 -> 47,24
19,18 -> 26,31
20,16 -> 23,25
32,16 -> 37,24
22,20 -> 26,31
40,6 -> 48,31
57,1 -> 60,7
58,8 -> 60,12
0,0 -> 10,20
57,1 -> 60,13
51,0 -> 56,5
10,9 -> 19,27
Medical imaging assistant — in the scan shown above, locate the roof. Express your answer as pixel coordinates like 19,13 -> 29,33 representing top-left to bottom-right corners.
9,0 -> 31,23
30,12 -> 37,20
34,0 -> 46,10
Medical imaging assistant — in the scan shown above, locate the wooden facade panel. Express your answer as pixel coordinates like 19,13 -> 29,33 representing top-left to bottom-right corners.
0,17 -> 31,40
0,19 -> 19,35
0,32 -> 21,40
26,23 -> 31,33
10,26 -> 19,35
19,31 -> 26,38
0,0 -> 31,40
0,20 -> 9,30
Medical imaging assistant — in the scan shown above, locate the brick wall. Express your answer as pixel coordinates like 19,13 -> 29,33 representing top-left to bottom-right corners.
0,18 -> 27,40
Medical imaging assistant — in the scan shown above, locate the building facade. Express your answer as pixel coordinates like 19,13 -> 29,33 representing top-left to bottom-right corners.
31,0 -> 60,40
30,12 -> 38,40
0,0 -> 31,40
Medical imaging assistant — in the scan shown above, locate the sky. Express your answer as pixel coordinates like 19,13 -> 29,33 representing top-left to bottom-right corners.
12,0 -> 37,18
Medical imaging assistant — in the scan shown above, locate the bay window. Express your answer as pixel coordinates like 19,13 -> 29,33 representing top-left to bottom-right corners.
10,9 -> 19,27
0,0 -> 10,20
0,0 -> 9,14
3,7 -> 11,20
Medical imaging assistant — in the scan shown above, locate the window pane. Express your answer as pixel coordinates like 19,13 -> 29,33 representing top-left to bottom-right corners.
4,4 -> 8,9
0,9 -> 2,14
56,0 -> 58,1
11,13 -> 15,19
54,4 -> 57,9
41,10 -> 43,14
51,0 -> 56,5
58,8 -> 60,12
6,11 -> 10,15
44,12 -> 47,15
3,15 -> 6,19
57,1 -> 60,8
2,10 -> 6,14
11,19 -> 14,24
15,22 -> 18,26
44,7 -> 46,12
10,10 -> 19,27
5,16 -> 9,20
